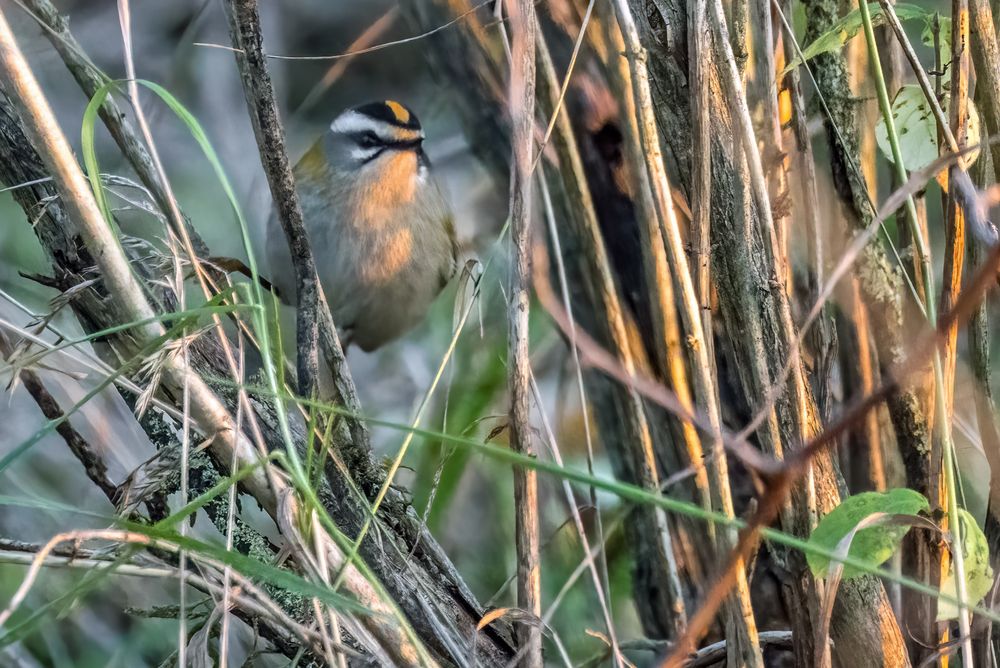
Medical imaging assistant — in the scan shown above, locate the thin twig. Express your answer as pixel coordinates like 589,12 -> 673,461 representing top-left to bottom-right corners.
195,0 -> 493,61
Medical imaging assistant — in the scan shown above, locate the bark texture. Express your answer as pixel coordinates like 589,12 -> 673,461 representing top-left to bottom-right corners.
632,0 -> 908,664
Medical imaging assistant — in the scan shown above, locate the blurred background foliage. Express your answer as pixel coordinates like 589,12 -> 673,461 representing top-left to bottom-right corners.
0,1 -> 640,665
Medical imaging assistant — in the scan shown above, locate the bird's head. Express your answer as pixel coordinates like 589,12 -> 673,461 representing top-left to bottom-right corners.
317,100 -> 427,175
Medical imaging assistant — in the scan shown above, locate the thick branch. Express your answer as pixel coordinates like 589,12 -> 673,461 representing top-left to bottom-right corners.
220,0 -> 320,399
0,330 -> 119,503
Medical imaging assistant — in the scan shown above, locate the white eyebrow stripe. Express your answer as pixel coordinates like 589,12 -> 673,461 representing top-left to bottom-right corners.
330,111 -> 423,141
350,146 -> 381,162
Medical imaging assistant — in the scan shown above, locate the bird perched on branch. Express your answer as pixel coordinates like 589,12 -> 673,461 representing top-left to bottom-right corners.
265,100 -> 457,351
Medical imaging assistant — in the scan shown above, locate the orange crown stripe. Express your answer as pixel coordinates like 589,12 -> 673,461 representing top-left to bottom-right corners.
385,100 -> 410,124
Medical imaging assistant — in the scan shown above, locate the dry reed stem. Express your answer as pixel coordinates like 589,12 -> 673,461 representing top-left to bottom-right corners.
611,0 -> 762,662
506,1 -> 542,665
969,0 -> 1000,171
688,0 -> 715,369
851,279 -> 886,491
712,0 -> 815,504
534,11 -> 689,634
785,4 -> 837,426
941,1 -> 973,662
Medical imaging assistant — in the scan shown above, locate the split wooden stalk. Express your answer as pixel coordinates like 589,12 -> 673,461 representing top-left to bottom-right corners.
751,0 -> 792,287
601,0 -> 713,536
941,6 -> 970,400
969,0 -> 1000,172
940,1 -> 972,663
610,1 -> 763,665
506,1 -> 542,665
851,279 -> 887,491
785,1 -> 837,427
712,0 -> 823,554
621,0 -> 907,662
843,27 -> 884,492
689,0 -> 715,368
712,0 -> 814,467
939,0 -> 969,419
0,10 -> 431,665
536,12 -> 688,636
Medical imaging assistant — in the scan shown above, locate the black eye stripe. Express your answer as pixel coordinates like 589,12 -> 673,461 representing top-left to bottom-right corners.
353,130 -> 383,147
353,132 -> 423,153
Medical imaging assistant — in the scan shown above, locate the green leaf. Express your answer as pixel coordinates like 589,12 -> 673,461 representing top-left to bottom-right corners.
874,85 -> 938,172
80,81 -> 118,224
938,508 -> 994,620
874,85 -> 981,174
807,489 -> 929,578
783,3 -> 929,75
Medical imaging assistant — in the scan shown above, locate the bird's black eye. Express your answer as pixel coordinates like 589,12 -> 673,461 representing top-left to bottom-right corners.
357,131 -> 380,149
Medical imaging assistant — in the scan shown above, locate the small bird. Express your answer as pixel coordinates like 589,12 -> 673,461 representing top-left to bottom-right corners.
265,100 -> 457,352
